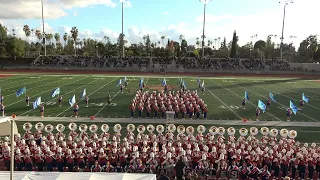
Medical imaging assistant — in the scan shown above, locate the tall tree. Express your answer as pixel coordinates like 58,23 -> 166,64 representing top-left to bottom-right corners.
307,35 -> 318,61
161,36 -> 165,48
63,33 -> 68,46
70,27 -> 79,55
229,30 -> 238,58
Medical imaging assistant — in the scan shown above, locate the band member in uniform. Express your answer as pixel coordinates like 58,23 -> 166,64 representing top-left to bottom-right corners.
164,85 -> 168,92
91,161 -> 102,172
40,104 -> 44,117
239,162 -> 249,180
260,165 -> 271,180
85,96 -> 89,107
299,99 -> 304,109
58,95 -> 63,106
120,84 -> 124,93
74,103 -> 79,118
146,105 -> 152,118
256,107 -> 261,121
286,108 -> 292,122
26,95 -> 30,106
201,86 -> 205,95
266,98 -> 271,110
0,95 -> 3,104
1,103 -> 4,117
203,105 -> 208,119
242,98 -> 246,109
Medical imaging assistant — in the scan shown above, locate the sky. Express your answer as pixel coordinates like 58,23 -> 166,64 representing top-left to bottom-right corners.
0,0 -> 319,48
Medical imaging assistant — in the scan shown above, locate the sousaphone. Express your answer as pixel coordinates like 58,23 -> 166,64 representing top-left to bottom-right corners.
197,125 -> 206,134
147,125 -> 155,133
56,124 -> 65,133
217,127 -> 225,136
156,125 -> 164,134
89,124 -> 98,133
177,125 -> 185,134
23,122 -> 32,131
186,126 -> 194,135
35,122 -> 44,131
68,123 -> 77,131
209,126 -> 217,135
127,124 -> 135,133
250,127 -> 258,136
260,127 -> 269,136
79,124 -> 88,133
101,124 -> 109,132
227,127 -> 235,136
137,125 -> 146,134
44,124 -> 54,133
280,129 -> 288,138
167,124 -> 176,133
269,128 -> 278,137
239,128 -> 248,136
114,124 -> 122,133
288,130 -> 297,139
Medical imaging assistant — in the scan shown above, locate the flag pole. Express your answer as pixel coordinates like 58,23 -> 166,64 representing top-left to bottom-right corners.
10,117 -> 15,180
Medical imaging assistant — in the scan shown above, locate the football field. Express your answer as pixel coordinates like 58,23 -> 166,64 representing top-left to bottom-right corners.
1,74 -> 320,122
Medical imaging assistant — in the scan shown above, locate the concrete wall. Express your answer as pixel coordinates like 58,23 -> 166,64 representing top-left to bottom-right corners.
289,63 -> 320,71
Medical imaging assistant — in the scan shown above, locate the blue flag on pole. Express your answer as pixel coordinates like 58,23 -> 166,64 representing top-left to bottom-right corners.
290,100 -> 298,115
197,78 -> 201,86
302,93 -> 309,103
69,95 -> 76,107
33,97 -> 41,109
269,92 -> 277,102
123,76 -> 127,82
182,81 -> 186,88
16,87 -> 26,97
116,79 -> 122,86
51,88 -> 60,98
244,91 -> 249,101
80,88 -> 86,98
139,78 -> 144,87
161,79 -> 167,86
258,100 -> 267,112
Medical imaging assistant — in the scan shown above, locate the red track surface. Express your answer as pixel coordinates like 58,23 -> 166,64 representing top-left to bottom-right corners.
0,69 -> 320,79
0,74 -> 14,78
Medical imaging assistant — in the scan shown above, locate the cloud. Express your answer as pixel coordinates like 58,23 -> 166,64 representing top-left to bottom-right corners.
73,12 -> 78,16
194,14 -> 232,23
162,12 -> 170,15
0,0 -> 117,19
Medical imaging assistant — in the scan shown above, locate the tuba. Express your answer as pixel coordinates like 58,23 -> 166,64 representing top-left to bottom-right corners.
156,125 -> 164,134
250,127 -> 258,136
186,126 -> 194,135
167,124 -> 176,133
68,123 -> 77,131
56,124 -> 65,133
35,122 -> 44,131
269,128 -> 278,137
137,125 -> 146,134
197,125 -> 206,134
260,127 -> 269,136
89,124 -> 98,133
114,124 -> 122,133
227,127 -> 235,136
127,124 -> 135,133
23,122 -> 32,131
177,125 -> 186,134
239,128 -> 248,136
79,124 -> 88,133
209,126 -> 217,135
101,124 -> 109,132
280,129 -> 288,138
288,130 -> 297,139
147,125 -> 155,133
217,127 -> 225,136
44,124 -> 54,133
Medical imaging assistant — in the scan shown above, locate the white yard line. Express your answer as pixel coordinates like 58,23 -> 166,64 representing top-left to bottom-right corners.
235,82 -> 318,122
0,76 -> 35,86
55,77 -> 119,117
19,78 -> 101,116
5,76 -> 89,107
209,79 -> 283,121
94,77 -> 138,117
207,89 -> 243,120
256,83 -> 320,111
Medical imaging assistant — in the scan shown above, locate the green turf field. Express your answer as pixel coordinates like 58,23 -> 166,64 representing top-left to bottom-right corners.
1,74 -> 320,122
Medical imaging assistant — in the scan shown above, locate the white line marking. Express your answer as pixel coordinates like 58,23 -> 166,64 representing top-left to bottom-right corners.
55,77 -> 119,117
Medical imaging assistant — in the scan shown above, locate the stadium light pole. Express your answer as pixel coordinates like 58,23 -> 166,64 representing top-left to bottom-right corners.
121,0 -> 125,58
279,0 -> 293,61
200,0 -> 212,59
41,0 -> 46,56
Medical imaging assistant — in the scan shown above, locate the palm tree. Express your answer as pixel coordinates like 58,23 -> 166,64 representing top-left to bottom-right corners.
207,40 -> 212,47
158,41 -> 160,47
54,33 -> 60,43
217,37 -> 221,49
103,36 -> 107,44
179,34 -> 184,44
161,36 -> 165,48
45,33 -> 53,45
35,30 -> 41,42
23,25 -> 31,40
70,27 -> 79,55
214,38 -> 217,49
12,29 -> 15,37
196,37 -> 200,48
31,29 -> 34,42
